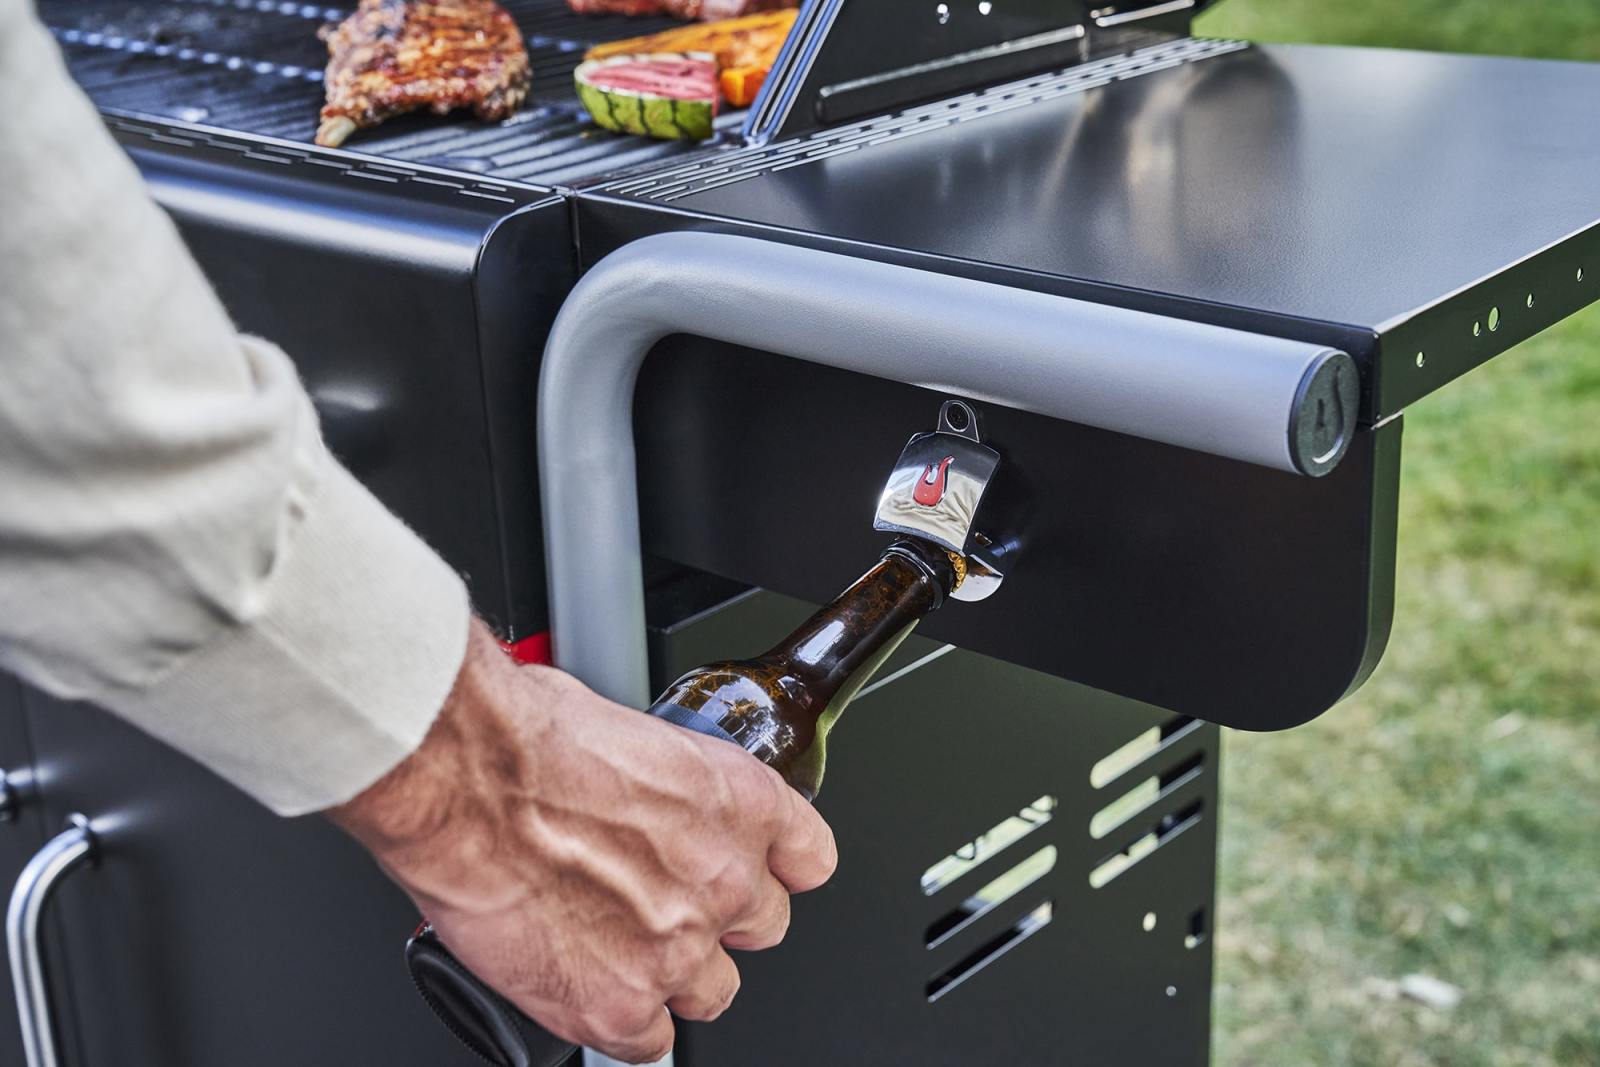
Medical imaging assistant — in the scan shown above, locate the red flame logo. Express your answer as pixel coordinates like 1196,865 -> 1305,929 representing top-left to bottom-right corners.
913,456 -> 956,507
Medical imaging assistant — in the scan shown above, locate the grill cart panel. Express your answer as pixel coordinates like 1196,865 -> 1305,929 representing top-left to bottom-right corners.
653,586 -> 1220,1067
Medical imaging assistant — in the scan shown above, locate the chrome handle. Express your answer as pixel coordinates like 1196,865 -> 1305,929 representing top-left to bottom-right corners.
8,814 -> 97,1067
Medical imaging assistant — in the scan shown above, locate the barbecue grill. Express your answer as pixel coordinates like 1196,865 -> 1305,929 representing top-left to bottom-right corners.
4,1 -> 1598,1065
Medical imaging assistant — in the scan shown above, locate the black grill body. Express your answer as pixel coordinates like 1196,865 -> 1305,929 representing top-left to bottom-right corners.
9,573 -> 1221,1067
7,2 -> 1600,1065
56,11 -> 1600,730
119,127 -> 566,636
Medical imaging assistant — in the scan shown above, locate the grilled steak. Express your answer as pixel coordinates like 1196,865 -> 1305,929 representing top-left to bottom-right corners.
568,0 -> 663,13
316,0 -> 532,148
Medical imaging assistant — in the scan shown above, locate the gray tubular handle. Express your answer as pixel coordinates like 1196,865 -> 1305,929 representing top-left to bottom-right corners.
538,232 -> 1355,711
8,815 -> 96,1067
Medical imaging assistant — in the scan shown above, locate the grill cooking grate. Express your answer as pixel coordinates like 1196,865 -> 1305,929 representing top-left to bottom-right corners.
40,0 -> 732,186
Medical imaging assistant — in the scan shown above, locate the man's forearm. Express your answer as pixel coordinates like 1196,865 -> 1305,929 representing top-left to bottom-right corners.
0,0 -> 470,814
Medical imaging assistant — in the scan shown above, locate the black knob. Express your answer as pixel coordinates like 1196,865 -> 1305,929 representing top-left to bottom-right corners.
405,925 -> 578,1067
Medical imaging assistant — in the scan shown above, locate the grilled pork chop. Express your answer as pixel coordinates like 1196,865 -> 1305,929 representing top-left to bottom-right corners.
316,0 -> 532,148
568,0 -> 662,13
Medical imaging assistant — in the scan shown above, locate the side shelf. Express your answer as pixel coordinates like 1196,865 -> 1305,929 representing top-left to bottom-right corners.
574,187 -> 1400,731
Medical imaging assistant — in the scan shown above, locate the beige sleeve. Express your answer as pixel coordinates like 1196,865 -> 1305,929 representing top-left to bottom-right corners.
0,0 -> 471,815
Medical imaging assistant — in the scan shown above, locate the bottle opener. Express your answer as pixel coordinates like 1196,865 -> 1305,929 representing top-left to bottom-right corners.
874,399 -> 1007,602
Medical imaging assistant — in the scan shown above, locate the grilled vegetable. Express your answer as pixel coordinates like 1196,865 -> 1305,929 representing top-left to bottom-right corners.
719,65 -> 767,108
575,53 -> 719,140
585,7 -> 794,65
658,0 -> 796,20
568,0 -> 795,20
584,7 -> 794,109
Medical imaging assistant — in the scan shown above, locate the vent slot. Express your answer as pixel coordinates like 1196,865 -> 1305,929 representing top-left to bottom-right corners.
920,794 -> 1056,896
1088,799 -> 1204,889
1185,907 -> 1208,950
925,901 -> 1054,1002
1089,714 -> 1199,788
1088,751 -> 1205,840
924,846 -> 1057,950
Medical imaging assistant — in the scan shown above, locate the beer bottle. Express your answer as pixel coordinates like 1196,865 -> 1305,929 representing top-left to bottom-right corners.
407,538 -> 962,1067
649,537 -> 960,800
408,400 -> 1004,1067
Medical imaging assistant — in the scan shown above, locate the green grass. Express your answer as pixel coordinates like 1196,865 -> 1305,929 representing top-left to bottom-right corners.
1199,0 -> 1600,60
1192,3 -> 1600,1065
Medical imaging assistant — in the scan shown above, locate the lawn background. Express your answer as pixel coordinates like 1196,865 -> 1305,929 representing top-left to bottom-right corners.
1191,3 -> 1600,1065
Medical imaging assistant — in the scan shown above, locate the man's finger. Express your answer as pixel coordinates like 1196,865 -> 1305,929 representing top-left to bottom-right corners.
721,874 -> 791,951
589,1005 -> 676,1066
766,783 -> 837,892
665,947 -> 742,1023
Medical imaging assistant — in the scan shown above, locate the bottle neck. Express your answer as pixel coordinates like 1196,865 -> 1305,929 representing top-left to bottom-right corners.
766,541 -> 956,697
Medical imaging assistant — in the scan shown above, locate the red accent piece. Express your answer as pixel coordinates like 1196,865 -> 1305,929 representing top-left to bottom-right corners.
913,456 -> 956,507
504,631 -> 553,665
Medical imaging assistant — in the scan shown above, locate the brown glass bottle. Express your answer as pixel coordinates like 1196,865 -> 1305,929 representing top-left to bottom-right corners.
407,538 -> 961,1066
647,539 -> 959,800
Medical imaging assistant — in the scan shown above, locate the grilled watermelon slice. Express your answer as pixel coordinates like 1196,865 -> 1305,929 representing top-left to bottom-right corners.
575,52 -> 718,141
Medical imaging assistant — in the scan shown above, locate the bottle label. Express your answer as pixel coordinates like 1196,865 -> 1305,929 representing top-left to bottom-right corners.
647,702 -> 741,747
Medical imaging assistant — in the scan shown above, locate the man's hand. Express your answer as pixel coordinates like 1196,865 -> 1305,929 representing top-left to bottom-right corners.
327,620 -> 837,1063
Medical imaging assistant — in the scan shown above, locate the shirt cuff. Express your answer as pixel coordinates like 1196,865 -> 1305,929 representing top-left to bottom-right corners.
109,453 -> 472,816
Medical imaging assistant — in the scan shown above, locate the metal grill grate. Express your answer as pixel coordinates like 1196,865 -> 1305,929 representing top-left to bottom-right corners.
40,0 -> 733,186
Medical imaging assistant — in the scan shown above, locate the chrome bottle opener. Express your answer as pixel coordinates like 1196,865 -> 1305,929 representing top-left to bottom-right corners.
874,399 -> 1007,601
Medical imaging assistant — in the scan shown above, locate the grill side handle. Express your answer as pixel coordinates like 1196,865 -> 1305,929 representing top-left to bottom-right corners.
538,231 -> 1357,711
9,815 -> 97,1067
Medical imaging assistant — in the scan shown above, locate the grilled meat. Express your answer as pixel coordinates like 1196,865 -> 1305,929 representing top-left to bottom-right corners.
316,0 -> 531,148
568,0 -> 663,12
567,0 -> 795,20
